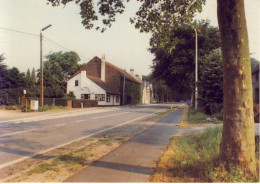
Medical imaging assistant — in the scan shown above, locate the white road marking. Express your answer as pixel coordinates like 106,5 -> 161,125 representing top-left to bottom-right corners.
91,112 -> 129,119
54,124 -> 65,127
76,120 -> 84,123
0,109 -> 164,170
0,128 -> 38,138
0,108 -> 113,124
0,123 -> 67,137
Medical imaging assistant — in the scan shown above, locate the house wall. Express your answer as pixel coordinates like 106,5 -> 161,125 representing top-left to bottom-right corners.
67,71 -> 120,106
105,94 -> 120,106
142,80 -> 151,104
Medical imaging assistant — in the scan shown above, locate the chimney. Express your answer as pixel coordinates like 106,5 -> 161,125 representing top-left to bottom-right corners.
80,70 -> 86,87
101,54 -> 106,82
130,69 -> 134,76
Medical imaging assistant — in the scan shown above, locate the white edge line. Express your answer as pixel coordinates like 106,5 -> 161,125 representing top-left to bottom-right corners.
0,109 -> 164,170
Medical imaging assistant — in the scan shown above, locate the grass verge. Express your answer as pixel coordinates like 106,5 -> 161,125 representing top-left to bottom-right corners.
181,108 -> 223,126
26,136 -> 117,175
150,127 -> 259,182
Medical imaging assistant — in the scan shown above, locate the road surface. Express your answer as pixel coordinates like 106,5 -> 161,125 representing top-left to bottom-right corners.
0,104 -> 173,169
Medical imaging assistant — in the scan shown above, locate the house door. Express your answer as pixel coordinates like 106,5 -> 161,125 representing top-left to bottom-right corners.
127,96 -> 131,104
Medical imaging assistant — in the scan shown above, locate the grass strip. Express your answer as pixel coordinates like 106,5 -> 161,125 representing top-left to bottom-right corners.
150,127 -> 259,182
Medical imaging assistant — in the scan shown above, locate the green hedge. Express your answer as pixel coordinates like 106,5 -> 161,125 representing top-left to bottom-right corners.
43,98 -> 67,106
72,99 -> 98,108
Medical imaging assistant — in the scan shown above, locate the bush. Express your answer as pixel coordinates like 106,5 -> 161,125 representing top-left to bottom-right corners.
21,104 -> 31,112
72,99 -> 98,108
64,91 -> 76,100
44,98 -> 67,106
38,105 -> 50,112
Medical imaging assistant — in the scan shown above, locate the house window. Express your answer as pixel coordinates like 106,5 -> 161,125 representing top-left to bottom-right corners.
116,95 -> 119,103
81,94 -> 90,99
95,94 -> 105,101
75,80 -> 79,86
106,94 -> 110,102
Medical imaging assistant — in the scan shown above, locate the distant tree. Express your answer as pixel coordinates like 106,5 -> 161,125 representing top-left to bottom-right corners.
251,58 -> 260,69
151,20 -> 220,100
31,68 -> 37,84
0,54 -> 8,89
41,51 -> 81,98
26,68 -> 31,77
0,66 -> 26,105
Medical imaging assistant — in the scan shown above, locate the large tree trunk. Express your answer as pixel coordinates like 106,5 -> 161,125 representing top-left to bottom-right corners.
217,0 -> 256,174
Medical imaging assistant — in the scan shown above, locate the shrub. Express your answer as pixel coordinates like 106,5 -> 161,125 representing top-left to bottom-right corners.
64,91 -> 76,100
72,99 -> 98,108
38,105 -> 50,112
21,104 -> 31,112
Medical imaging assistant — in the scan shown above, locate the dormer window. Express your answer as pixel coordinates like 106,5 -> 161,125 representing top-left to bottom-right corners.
75,80 -> 79,86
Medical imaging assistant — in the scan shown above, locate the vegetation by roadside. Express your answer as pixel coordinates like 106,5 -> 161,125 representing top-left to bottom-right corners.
150,127 -> 259,182
151,107 -> 259,182
179,108 -> 223,128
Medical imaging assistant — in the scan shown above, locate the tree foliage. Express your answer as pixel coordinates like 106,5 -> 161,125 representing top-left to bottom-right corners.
198,49 -> 223,114
47,0 -> 205,33
151,20 -> 220,100
0,55 -> 27,105
41,51 -> 82,98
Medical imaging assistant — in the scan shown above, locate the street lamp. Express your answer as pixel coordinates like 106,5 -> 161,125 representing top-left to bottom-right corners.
40,24 -> 52,107
194,28 -> 199,110
184,23 -> 199,109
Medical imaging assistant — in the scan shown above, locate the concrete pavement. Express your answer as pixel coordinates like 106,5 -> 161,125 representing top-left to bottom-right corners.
65,109 -> 184,182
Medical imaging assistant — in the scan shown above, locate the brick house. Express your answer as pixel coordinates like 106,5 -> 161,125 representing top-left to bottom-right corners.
67,56 -> 142,106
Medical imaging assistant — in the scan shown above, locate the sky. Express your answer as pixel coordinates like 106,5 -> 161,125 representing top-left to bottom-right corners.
0,0 -> 259,76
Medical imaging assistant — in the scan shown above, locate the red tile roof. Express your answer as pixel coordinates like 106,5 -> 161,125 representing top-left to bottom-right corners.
87,75 -> 120,95
69,56 -> 142,95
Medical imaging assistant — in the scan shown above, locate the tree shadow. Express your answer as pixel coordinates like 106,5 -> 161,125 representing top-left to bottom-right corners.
91,160 -> 152,175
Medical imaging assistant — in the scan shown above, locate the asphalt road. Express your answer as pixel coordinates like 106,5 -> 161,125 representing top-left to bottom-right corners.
0,104 -> 174,169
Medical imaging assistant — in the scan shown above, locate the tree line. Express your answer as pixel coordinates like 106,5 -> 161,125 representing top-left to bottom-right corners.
0,51 -> 83,105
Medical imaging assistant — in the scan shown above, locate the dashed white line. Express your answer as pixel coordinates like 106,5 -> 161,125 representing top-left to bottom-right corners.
0,128 -> 37,138
54,124 -> 65,127
91,112 -> 129,120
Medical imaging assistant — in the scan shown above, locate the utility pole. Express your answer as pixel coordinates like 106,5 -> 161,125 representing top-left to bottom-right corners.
40,24 -> 52,107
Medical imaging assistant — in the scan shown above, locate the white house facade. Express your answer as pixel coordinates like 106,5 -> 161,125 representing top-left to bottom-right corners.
67,70 -> 120,106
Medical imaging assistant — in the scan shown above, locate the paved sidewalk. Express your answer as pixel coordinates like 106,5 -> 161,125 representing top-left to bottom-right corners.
65,109 -> 184,182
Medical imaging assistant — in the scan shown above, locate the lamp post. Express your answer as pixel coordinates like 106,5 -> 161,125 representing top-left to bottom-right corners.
184,23 -> 199,109
40,24 -> 52,107
194,29 -> 199,110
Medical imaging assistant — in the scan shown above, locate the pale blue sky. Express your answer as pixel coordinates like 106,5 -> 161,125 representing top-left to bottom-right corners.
0,0 -> 259,76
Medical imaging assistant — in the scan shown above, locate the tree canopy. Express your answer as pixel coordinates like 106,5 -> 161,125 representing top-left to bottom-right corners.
151,20 -> 220,100
47,0 -> 205,33
41,51 -> 82,97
